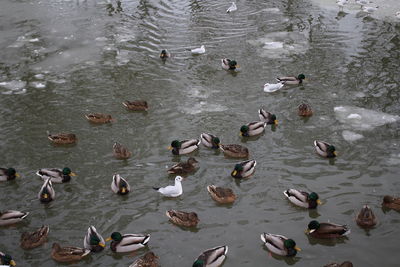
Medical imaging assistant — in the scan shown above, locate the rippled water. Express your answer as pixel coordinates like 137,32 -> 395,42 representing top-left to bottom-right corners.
1,0 -> 400,266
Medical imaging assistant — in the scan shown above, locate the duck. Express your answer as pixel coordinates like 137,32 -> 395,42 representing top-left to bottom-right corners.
169,139 -> 200,155
231,159 -> 256,179
165,210 -> 199,227
260,233 -> 301,257
200,133 -> 220,149
226,2 -> 237,13
298,103 -> 313,117
0,252 -> 16,266
153,176 -> 183,197
191,45 -> 205,54
111,174 -> 130,195
38,178 -> 55,203
160,49 -> 170,60
324,261 -> 353,267
306,220 -> 350,239
207,185 -> 236,204
263,82 -> 284,93
221,58 -> 239,70
258,108 -> 278,125
240,122 -> 266,137
122,100 -> 149,111
36,167 -> 76,183
51,242 -> 90,263
129,251 -> 159,267
167,157 -> 199,175
106,232 -> 150,253
356,205 -> 377,228
219,144 -> 249,158
314,140 -> 337,158
283,189 -> 322,209
84,225 -> 106,252
85,113 -> 113,123
0,210 -> 29,226
192,246 -> 228,267
0,168 -> 19,181
276,74 -> 305,85
20,225 -> 49,249
47,131 -> 77,144
382,195 -> 400,211
113,142 -> 132,159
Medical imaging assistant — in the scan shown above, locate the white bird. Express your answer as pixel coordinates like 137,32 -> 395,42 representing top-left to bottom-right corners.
226,2 -> 237,13
336,0 -> 348,10
396,11 -> 400,18
355,0 -> 370,6
263,82 -> 284,93
153,176 -> 183,197
111,174 -> 130,195
191,45 -> 205,54
362,5 -> 378,13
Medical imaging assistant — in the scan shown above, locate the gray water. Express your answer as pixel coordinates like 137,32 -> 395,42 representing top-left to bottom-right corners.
1,0 -> 400,266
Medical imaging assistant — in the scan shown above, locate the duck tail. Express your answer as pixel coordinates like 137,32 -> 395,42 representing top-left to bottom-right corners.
153,187 -> 160,191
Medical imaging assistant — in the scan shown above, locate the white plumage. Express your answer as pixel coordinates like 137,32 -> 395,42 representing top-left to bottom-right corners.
153,176 -> 183,197
226,2 -> 237,13
191,45 -> 205,54
263,82 -> 284,93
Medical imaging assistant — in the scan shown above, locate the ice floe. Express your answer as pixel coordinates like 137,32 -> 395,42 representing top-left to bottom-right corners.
342,130 -> 364,141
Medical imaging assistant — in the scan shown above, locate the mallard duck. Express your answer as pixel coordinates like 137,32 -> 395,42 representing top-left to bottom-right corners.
167,157 -> 199,175
258,109 -> 278,125
0,210 -> 29,226
192,246 -> 228,267
356,205 -> 377,228
85,113 -> 113,123
160,49 -> 170,60
38,178 -> 55,203
106,232 -> 150,253
165,210 -> 199,227
51,242 -> 90,263
314,140 -> 337,158
169,139 -> 200,155
122,100 -> 149,111
20,225 -> 49,249
47,131 -> 77,144
113,142 -> 132,159
0,168 -> 19,181
231,159 -> 256,179
283,189 -> 322,209
0,252 -> 16,266
111,174 -> 130,195
382,195 -> 400,211
153,176 -> 183,197
200,133 -> 220,149
240,122 -> 266,137
298,103 -> 313,117
219,144 -> 249,158
260,233 -> 301,257
306,220 -> 350,239
324,261 -> 353,267
276,74 -> 305,85
36,167 -> 76,183
207,185 -> 236,204
221,58 -> 238,70
84,225 -> 105,252
129,251 -> 159,267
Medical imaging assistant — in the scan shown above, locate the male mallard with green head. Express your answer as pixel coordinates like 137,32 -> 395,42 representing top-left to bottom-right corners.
169,139 -> 200,155
221,58 -> 239,70
283,189 -> 322,209
36,167 -> 76,183
0,252 -> 16,266
200,133 -> 220,149
276,74 -> 306,85
231,159 -> 256,179
0,168 -> 19,181
192,245 -> 228,267
240,122 -> 266,137
314,140 -> 337,158
106,232 -> 150,253
38,178 -> 55,203
0,210 -> 29,226
258,108 -> 278,125
20,225 -> 49,249
306,220 -> 350,239
260,233 -> 301,257
111,174 -> 130,195
83,226 -> 106,252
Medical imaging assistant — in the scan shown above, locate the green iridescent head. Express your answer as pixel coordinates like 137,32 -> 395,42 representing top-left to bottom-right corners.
308,220 -> 320,230
298,74 -> 305,80
234,164 -> 244,171
229,60 -> 238,67
309,192 -> 319,201
6,168 -> 17,176
110,232 -> 123,241
240,125 -> 249,134
171,140 -> 181,148
212,136 -> 220,145
0,254 -> 15,266
62,167 -> 72,175
90,235 -> 101,245
193,259 -> 204,267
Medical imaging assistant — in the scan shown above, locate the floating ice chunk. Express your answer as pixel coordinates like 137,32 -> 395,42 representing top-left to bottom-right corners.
263,42 -> 283,49
342,130 -> 364,142
30,81 -> 46,88
29,38 -> 40,42
347,113 -> 361,119
0,80 -> 27,90
34,74 -> 45,79
334,105 -> 400,130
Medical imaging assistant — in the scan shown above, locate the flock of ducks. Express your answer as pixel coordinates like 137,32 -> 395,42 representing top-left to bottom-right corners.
1,2 -> 400,267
